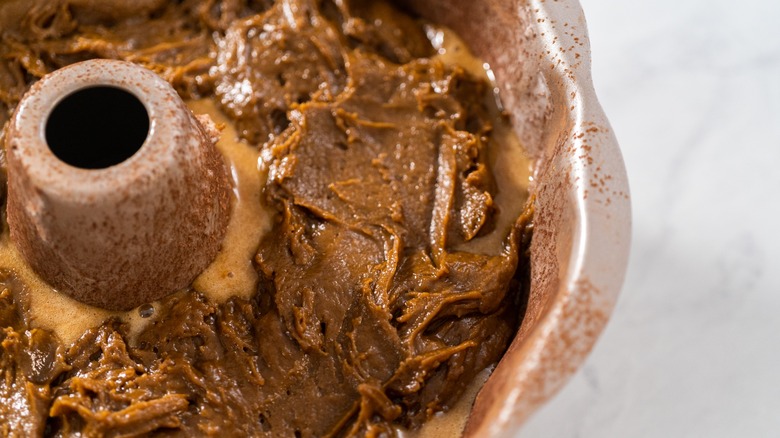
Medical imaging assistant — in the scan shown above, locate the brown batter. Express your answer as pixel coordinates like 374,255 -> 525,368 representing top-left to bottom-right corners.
0,0 -> 532,436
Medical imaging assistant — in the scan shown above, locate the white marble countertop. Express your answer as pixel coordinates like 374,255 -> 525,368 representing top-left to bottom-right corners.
518,0 -> 780,436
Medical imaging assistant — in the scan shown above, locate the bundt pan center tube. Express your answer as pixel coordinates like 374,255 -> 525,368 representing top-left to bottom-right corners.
5,59 -> 232,311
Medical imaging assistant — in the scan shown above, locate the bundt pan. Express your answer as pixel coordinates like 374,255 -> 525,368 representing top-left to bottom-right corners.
399,0 -> 632,435
0,0 -> 631,435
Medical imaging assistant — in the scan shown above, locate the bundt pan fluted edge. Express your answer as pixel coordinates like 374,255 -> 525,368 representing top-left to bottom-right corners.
400,0 -> 632,435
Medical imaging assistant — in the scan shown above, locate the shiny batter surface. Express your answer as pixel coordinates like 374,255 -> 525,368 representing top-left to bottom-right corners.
0,0 -> 532,436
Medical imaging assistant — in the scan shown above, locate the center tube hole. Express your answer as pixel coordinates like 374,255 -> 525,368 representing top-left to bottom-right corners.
45,86 -> 150,170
